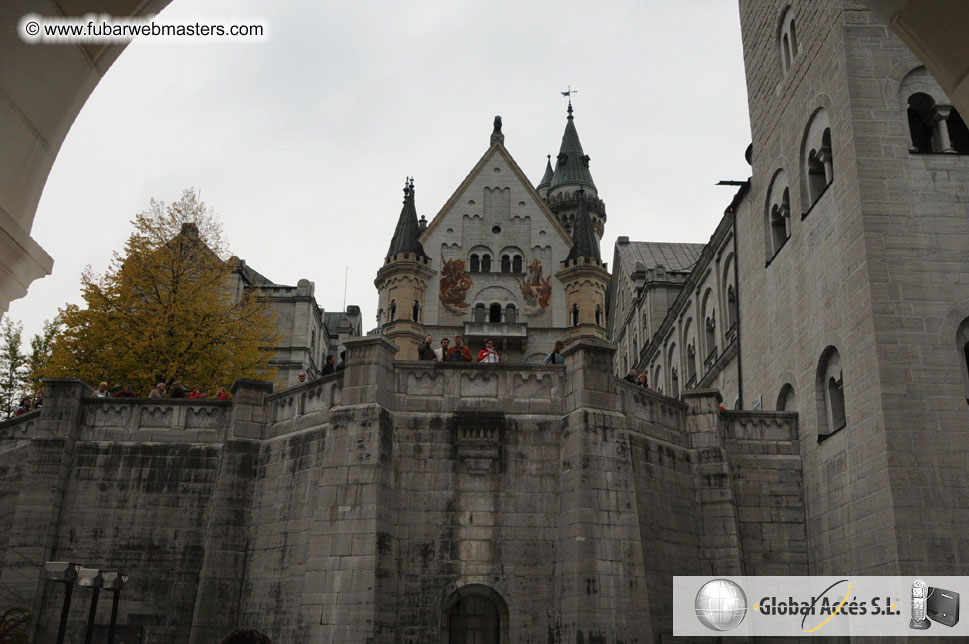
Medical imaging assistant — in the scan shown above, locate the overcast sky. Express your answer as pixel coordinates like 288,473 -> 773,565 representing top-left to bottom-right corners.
8,0 -> 752,344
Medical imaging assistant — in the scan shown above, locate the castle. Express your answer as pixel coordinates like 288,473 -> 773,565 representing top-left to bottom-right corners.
1,2 -> 968,643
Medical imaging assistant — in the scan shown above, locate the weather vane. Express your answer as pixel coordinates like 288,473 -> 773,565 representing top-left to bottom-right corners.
560,85 -> 578,98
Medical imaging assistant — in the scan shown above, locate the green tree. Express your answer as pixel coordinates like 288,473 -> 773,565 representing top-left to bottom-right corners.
0,319 -> 27,419
24,315 -> 60,395
45,189 -> 277,394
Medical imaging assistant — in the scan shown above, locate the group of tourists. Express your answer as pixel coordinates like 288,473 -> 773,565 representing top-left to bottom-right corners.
11,392 -> 42,417
417,335 -> 567,365
623,369 -> 650,389
90,380 -> 231,400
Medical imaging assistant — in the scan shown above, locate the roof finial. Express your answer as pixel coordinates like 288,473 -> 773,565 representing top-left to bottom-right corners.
561,85 -> 578,119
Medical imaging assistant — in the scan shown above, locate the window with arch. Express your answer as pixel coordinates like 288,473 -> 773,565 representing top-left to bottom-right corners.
481,254 -> 492,272
442,584 -> 508,644
473,303 -> 487,323
801,108 -> 833,210
489,303 -> 502,323
506,303 -> 517,323
900,67 -> 969,154
389,299 -> 396,322
469,254 -> 480,273
726,285 -> 738,331
571,303 -> 579,326
595,304 -> 602,326
653,364 -> 663,395
701,290 -> 717,360
687,342 -> 697,384
816,346 -> 846,440
765,170 -> 791,259
670,367 -> 679,398
512,255 -> 523,273
778,6 -> 798,75
412,300 -> 420,322
500,255 -> 511,273
776,383 -> 796,412
957,317 -> 969,404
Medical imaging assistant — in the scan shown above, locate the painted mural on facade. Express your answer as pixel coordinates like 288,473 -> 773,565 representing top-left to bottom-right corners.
520,258 -> 552,317
439,256 -> 473,313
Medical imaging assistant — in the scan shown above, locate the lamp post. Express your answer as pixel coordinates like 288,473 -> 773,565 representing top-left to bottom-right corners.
102,571 -> 128,644
77,567 -> 103,644
44,562 -> 80,644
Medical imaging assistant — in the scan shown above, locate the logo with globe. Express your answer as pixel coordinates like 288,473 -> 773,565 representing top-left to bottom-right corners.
694,579 -> 748,631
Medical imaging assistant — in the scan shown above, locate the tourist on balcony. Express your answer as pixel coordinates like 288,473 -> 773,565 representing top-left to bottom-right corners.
434,337 -> 450,361
623,369 -> 638,383
322,355 -> 337,374
15,396 -> 31,416
188,385 -> 206,399
336,350 -> 347,371
93,381 -> 112,398
418,335 -> 437,361
148,382 -> 166,398
170,380 -> 187,398
113,384 -> 137,398
543,340 -> 566,365
446,335 -> 472,362
638,373 -> 649,389
298,372 -> 306,384
216,386 -> 229,400
477,340 -> 501,364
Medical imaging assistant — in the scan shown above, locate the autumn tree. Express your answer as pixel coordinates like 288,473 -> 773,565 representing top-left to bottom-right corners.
45,189 -> 277,394
0,320 -> 27,418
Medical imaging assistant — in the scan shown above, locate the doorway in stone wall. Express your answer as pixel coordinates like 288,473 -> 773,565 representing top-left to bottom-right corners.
441,584 -> 508,644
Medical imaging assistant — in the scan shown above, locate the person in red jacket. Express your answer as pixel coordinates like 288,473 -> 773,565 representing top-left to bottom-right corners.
445,335 -> 472,362
476,340 -> 501,364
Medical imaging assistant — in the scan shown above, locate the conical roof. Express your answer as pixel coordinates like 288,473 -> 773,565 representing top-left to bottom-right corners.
565,189 -> 601,263
550,102 -> 596,192
537,155 -> 554,190
386,178 -> 429,261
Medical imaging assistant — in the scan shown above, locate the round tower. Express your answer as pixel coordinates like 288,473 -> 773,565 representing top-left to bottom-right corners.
374,178 -> 435,360
555,189 -> 610,341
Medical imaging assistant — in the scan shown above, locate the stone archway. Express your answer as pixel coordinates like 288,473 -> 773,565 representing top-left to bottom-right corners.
0,0 -> 173,316
441,584 -> 509,644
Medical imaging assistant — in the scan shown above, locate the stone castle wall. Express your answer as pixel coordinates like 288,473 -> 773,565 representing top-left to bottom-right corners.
0,337 -> 803,643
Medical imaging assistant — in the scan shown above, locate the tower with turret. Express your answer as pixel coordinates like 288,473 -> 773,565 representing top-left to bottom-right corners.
374,178 -> 435,360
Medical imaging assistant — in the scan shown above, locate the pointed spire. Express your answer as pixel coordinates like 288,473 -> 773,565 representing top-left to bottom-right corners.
550,102 -> 596,193
386,177 -> 429,262
537,154 -> 554,190
565,189 -> 601,263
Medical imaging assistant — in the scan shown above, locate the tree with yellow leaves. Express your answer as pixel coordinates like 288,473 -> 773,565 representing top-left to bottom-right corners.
45,189 -> 276,394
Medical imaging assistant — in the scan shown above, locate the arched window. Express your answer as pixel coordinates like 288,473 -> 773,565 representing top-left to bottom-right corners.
505,303 -> 517,324
643,310 -> 649,340
389,299 -> 396,322
500,255 -> 511,273
899,67 -> 969,154
671,367 -> 679,398
470,254 -> 480,273
376,308 -> 384,326
474,303 -> 486,323
512,256 -> 523,273
595,304 -> 602,326
816,347 -> 846,440
776,383 -> 796,412
726,285 -> 738,331
701,290 -> 717,360
489,303 -> 502,323
653,364 -> 663,395
412,300 -> 420,322
571,303 -> 579,326
687,342 -> 697,383
766,170 -> 791,259
481,254 -> 492,272
801,108 -> 833,210
442,585 -> 508,644
777,7 -> 798,75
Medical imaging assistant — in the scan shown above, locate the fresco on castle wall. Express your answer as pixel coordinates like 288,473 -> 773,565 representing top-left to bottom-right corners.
440,256 -> 472,313
520,258 -> 552,317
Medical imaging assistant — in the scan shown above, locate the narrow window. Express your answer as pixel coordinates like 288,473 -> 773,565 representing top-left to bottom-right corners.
389,299 -> 396,322
948,109 -> 969,153
470,254 -> 480,273
687,343 -> 697,382
500,255 -> 511,273
783,33 -> 791,71
595,304 -> 602,326
907,93 -> 936,152
671,367 -> 679,398
571,304 -> 579,326
481,255 -> 492,272
506,304 -> 517,324
489,303 -> 502,323
816,346 -> 846,440
512,256 -> 523,273
726,286 -> 738,330
790,21 -> 798,56
704,315 -> 716,359
412,300 -> 420,322
474,303 -> 486,323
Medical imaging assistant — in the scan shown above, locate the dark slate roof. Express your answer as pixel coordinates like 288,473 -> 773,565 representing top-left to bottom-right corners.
324,311 -> 344,331
550,103 -> 596,191
386,179 -> 429,261
565,190 -> 601,263
536,155 -> 554,189
615,241 -> 705,274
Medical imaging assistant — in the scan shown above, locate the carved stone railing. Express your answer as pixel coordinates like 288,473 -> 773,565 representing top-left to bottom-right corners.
265,372 -> 344,438
615,378 -> 689,443
0,409 -> 41,447
394,362 -> 566,415
80,398 -> 230,442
